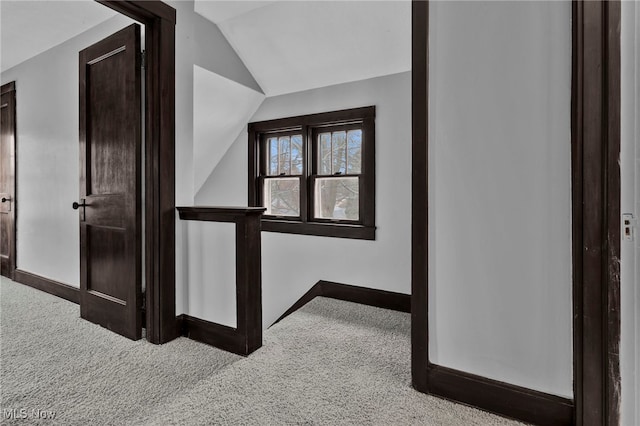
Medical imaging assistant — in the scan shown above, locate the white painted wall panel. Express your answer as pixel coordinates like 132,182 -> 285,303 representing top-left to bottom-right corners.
428,1 -> 573,397
185,221 -> 237,328
621,1 -> 640,424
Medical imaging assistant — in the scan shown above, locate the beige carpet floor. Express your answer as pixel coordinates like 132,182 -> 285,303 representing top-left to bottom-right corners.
0,277 -> 523,425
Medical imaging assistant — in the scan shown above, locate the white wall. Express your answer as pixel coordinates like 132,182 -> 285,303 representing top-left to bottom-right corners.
1,12 -> 136,287
194,72 -> 412,328
621,1 -> 640,424
429,1 -> 573,397
184,221 -> 237,328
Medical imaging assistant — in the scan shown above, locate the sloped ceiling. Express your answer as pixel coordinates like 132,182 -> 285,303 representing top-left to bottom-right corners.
193,65 -> 265,193
193,1 -> 276,24
0,1 -> 117,72
194,0 -> 411,97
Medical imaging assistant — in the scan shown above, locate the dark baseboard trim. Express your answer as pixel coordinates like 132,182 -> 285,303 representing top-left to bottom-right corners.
320,280 -> 411,312
273,280 -> 410,326
178,314 -> 253,356
427,364 -> 574,426
13,269 -> 79,304
273,282 -> 324,324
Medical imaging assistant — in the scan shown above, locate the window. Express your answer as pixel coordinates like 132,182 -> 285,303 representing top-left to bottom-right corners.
248,106 -> 375,240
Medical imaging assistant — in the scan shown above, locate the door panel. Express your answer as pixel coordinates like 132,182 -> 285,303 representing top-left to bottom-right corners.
79,24 -> 141,340
0,82 -> 16,278
88,55 -> 130,195
87,226 -> 127,301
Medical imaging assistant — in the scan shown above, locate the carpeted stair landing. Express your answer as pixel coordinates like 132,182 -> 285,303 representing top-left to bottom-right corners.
0,278 -> 523,425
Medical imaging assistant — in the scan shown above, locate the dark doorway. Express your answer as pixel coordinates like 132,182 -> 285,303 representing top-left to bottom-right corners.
0,82 -> 16,279
78,24 -> 143,340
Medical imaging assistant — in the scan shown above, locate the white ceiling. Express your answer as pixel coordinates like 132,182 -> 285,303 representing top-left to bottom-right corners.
0,0 -> 117,72
1,1 -> 412,96
194,1 -> 276,24
195,1 -> 411,96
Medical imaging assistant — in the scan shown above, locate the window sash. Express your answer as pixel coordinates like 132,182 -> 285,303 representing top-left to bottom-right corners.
312,123 -> 364,177
310,175 -> 362,224
260,131 -> 303,177
260,176 -> 303,219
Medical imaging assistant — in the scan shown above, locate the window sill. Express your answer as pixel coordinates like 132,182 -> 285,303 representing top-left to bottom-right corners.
260,219 -> 376,240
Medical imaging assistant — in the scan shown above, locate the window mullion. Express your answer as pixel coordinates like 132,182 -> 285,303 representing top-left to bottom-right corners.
301,124 -> 310,223
275,138 -> 280,176
330,132 -> 334,174
345,135 -> 349,174
288,139 -> 292,176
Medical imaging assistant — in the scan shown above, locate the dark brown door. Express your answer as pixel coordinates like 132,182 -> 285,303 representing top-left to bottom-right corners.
78,24 -> 142,340
0,82 -> 16,279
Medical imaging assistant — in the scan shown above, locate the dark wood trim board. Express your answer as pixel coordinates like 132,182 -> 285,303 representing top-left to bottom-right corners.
178,314 -> 250,356
97,0 -> 176,24
571,2 -> 622,425
411,0 -> 429,395
273,280 -> 411,326
411,1 -> 622,425
96,0 -> 177,344
0,81 -> 15,95
13,270 -> 80,304
428,365 -> 574,426
320,281 -> 411,313
603,4 -> 622,424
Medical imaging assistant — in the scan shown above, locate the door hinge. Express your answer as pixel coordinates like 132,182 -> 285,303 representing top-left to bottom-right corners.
141,50 -> 146,70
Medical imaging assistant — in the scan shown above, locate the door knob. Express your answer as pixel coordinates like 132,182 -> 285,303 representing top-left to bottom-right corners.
72,200 -> 87,210
1,197 -> 10,203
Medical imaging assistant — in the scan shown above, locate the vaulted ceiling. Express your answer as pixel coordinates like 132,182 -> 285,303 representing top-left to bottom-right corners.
194,0 -> 411,96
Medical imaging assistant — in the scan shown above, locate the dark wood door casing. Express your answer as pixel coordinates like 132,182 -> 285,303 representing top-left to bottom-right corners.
0,82 -> 16,279
571,2 -> 622,425
79,24 -> 142,340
